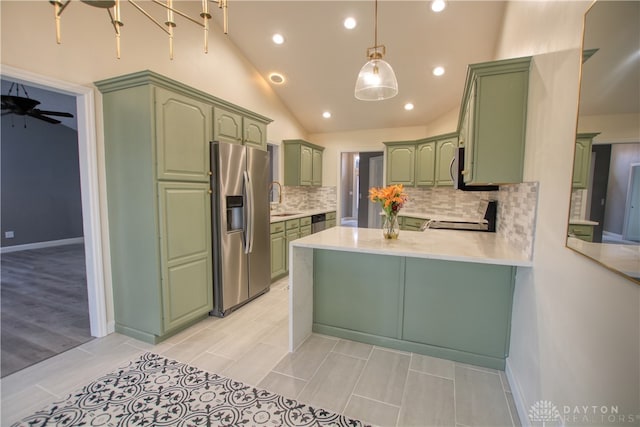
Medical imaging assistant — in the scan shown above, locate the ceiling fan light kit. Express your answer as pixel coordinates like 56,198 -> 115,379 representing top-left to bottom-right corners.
1,83 -> 74,127
49,0 -> 228,59
354,0 -> 398,101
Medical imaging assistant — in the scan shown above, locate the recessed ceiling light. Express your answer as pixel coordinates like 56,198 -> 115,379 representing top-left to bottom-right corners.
433,66 -> 445,76
404,103 -> 414,111
344,17 -> 357,29
269,73 -> 285,84
272,33 -> 284,45
431,0 -> 446,12
322,111 -> 332,118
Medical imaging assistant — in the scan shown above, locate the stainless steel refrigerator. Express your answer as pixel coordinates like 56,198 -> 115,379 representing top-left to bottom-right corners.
210,141 -> 270,317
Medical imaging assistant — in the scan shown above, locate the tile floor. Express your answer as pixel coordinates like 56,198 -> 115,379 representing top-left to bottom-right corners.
1,277 -> 521,426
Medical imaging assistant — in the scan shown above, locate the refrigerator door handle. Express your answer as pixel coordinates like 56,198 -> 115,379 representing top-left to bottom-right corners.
247,168 -> 256,253
243,170 -> 252,254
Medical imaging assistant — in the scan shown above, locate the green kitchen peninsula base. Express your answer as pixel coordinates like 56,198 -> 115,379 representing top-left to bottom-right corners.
288,227 -> 530,371
312,250 -> 515,370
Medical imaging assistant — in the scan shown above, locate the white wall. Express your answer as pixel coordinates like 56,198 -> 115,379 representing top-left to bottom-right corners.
0,0 -> 307,326
496,2 -> 639,424
579,113 -> 640,144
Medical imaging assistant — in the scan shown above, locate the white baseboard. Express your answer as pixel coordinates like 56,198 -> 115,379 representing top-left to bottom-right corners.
506,359 -> 531,427
1,237 -> 84,254
107,321 -> 116,335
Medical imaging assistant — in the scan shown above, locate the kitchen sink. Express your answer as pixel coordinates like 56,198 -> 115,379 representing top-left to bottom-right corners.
271,212 -> 301,217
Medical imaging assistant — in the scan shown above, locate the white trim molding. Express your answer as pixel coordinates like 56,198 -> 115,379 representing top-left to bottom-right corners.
505,359 -> 531,427
1,64 -> 110,338
1,237 -> 85,254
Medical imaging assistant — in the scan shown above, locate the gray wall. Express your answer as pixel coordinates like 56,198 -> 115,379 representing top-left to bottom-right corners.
357,152 -> 383,228
603,142 -> 640,234
1,117 -> 83,247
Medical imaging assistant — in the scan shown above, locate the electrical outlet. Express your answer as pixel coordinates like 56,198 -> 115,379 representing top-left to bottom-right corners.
5,231 -> 14,239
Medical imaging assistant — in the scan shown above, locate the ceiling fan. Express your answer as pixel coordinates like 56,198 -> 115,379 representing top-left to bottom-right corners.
1,83 -> 74,126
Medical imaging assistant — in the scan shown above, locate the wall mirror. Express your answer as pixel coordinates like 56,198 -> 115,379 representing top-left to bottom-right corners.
567,0 -> 640,283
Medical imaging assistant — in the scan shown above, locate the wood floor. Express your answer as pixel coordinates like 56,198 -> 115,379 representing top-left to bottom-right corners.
1,243 -> 93,377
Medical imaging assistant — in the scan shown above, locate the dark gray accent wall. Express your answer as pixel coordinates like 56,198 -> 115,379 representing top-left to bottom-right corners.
357,152 -> 383,228
603,142 -> 640,234
1,116 -> 83,247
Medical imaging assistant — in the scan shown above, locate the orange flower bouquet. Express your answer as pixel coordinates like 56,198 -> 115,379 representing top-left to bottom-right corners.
369,184 -> 408,239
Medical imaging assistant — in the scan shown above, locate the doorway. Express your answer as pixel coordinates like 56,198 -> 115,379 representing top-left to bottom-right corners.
623,163 -> 640,241
0,67 -> 109,372
0,79 -> 94,376
339,151 -> 383,228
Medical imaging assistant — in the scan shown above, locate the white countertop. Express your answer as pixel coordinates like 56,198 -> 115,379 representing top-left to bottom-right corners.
291,226 -> 532,267
569,219 -> 599,226
270,209 -> 335,223
567,237 -> 640,280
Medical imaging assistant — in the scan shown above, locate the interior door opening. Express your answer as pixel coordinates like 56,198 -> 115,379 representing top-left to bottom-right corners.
339,151 -> 383,228
0,67 -> 109,376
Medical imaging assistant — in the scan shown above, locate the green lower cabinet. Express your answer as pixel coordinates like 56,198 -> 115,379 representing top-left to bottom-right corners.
568,224 -> 594,242
314,250 -> 403,338
270,231 -> 286,280
300,225 -> 312,237
403,258 -> 515,360
400,216 -> 427,231
158,182 -> 214,332
312,250 -> 516,369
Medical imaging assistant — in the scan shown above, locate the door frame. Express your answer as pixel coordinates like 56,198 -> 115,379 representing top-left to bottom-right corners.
336,147 -> 384,227
1,65 -> 110,337
622,162 -> 640,241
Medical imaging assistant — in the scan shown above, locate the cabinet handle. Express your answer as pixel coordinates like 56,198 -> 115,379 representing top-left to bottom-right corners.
461,170 -> 469,176
459,140 -> 465,146
208,171 -> 213,176
208,189 -> 213,194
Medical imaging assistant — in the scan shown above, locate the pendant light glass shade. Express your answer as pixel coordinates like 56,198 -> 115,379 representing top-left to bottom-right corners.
354,0 -> 398,101
355,57 -> 398,101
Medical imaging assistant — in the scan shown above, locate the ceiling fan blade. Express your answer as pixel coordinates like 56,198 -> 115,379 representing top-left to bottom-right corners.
33,109 -> 74,118
29,113 -> 61,124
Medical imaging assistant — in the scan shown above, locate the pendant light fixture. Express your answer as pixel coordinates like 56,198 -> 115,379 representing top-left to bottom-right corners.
354,0 -> 398,101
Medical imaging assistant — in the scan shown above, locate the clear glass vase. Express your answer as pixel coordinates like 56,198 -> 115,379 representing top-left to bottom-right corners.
382,214 -> 400,239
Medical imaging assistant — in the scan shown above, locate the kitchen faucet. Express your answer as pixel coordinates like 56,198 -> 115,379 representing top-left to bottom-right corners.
269,181 -> 283,209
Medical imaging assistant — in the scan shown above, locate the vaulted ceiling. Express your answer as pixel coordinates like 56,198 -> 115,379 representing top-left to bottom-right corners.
210,1 -> 506,134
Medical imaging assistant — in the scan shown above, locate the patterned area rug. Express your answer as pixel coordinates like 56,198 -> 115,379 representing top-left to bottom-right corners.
13,352 -> 369,427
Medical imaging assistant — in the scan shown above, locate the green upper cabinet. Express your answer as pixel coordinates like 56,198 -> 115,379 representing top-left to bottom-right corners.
312,148 -> 323,186
156,88 -> 212,182
283,139 -> 325,186
243,117 -> 267,150
213,106 -> 242,144
415,140 -> 436,186
385,143 -> 416,185
435,136 -> 457,186
385,132 -> 457,187
214,107 -> 269,150
458,56 -> 531,185
573,133 -> 599,189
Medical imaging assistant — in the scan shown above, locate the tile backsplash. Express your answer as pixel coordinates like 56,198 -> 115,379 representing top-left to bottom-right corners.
569,188 -> 585,219
403,183 -> 539,259
275,183 -> 538,259
275,186 -> 337,212
496,182 -> 539,258
403,187 -> 495,217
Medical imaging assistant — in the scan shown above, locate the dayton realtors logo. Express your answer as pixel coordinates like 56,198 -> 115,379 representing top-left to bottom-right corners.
529,400 -> 637,425
529,400 -> 561,426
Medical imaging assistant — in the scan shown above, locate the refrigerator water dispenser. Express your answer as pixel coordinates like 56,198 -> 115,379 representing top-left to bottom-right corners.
226,195 -> 244,232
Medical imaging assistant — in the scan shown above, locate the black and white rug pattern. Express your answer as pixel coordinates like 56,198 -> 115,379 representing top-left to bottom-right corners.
13,352 -> 369,427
